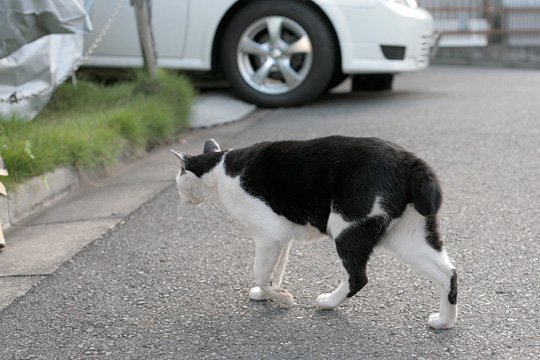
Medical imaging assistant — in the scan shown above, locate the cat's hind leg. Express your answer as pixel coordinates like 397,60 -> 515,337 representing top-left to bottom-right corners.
317,216 -> 386,309
380,205 -> 458,329
249,239 -> 293,306
316,258 -> 360,309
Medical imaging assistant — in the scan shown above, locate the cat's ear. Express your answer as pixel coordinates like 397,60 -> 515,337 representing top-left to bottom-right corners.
203,138 -> 221,153
170,149 -> 189,169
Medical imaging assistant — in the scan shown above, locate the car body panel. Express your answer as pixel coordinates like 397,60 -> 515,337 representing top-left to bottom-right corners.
86,0 -> 191,67
85,0 -> 433,73
318,1 -> 432,73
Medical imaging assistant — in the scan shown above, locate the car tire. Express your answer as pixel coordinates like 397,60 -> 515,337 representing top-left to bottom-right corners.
221,0 -> 336,107
326,71 -> 348,92
351,74 -> 394,92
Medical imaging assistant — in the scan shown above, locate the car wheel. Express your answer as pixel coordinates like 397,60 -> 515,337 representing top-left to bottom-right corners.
352,74 -> 394,92
326,71 -> 348,92
221,0 -> 336,107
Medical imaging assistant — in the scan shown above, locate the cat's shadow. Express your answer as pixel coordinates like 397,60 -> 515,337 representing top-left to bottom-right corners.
247,299 -> 349,322
247,299 -> 291,317
313,308 -> 348,320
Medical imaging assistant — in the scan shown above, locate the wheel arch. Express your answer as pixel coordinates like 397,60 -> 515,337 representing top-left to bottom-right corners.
210,0 -> 342,75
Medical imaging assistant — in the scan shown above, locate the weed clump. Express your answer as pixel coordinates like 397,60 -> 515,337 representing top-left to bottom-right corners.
0,70 -> 194,189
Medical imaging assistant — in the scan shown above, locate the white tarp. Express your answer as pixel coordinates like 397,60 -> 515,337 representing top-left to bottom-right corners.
0,0 -> 92,58
0,0 -> 92,120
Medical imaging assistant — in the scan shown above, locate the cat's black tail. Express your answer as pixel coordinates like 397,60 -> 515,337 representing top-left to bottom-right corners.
408,159 -> 442,216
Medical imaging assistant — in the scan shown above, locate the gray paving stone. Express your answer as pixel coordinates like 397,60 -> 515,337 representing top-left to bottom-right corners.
30,181 -> 169,225
9,167 -> 79,224
0,220 -> 117,276
0,276 -> 46,310
190,93 -> 256,129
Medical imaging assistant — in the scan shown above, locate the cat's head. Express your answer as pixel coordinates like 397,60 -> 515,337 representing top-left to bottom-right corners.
171,139 -> 222,205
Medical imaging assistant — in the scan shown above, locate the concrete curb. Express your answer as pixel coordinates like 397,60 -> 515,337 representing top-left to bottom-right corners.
1,167 -> 79,233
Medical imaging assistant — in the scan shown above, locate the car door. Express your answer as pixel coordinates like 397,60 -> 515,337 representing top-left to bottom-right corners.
85,0 -> 189,66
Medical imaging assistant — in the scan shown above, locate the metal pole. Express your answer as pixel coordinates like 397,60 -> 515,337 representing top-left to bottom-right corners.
131,0 -> 157,78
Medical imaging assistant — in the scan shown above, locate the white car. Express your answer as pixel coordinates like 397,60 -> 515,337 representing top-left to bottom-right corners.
86,0 -> 433,107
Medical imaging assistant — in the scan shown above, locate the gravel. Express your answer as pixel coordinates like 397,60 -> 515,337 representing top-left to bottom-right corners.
1,66 -> 539,359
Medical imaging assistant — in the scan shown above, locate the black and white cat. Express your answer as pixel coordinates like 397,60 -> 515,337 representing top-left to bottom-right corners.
172,136 -> 458,329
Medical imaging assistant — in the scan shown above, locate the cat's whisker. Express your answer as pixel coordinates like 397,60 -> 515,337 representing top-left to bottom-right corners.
180,206 -> 193,231
206,202 -> 220,218
167,165 -> 181,173
180,203 -> 192,227
184,203 -> 201,232
195,205 -> 207,230
177,199 -> 194,229
209,202 -> 223,218
211,202 -> 229,221
176,202 -> 185,220
200,203 -> 210,218
177,198 -> 189,220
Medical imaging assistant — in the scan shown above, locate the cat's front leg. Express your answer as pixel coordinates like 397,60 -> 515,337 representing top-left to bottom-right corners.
250,239 -> 293,306
249,241 -> 291,301
248,286 -> 269,301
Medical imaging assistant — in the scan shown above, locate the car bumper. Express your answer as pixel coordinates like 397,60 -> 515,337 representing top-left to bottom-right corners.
322,1 -> 434,74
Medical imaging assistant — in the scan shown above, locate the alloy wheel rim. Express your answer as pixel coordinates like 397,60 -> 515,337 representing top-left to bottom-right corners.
236,16 -> 313,95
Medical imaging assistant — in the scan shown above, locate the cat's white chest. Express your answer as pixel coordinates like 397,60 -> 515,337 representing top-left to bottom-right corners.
216,167 -> 325,242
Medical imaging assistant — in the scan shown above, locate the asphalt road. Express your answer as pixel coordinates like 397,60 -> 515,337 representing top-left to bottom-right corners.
1,66 -> 539,359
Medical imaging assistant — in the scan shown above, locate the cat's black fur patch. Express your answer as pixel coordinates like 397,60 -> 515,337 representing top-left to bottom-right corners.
425,215 -> 442,251
335,216 -> 389,297
408,160 -> 442,216
185,152 -> 224,178
448,269 -> 458,305
224,136 -> 440,233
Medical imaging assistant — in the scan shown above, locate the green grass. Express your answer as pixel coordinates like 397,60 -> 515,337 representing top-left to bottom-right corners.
0,70 -> 194,189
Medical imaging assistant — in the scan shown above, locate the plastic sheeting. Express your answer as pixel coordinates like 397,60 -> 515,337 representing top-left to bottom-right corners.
0,0 -> 92,58
0,34 -> 86,119
0,0 -> 92,120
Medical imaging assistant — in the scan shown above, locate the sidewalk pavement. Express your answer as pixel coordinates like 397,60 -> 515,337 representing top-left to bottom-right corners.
0,93 -> 258,312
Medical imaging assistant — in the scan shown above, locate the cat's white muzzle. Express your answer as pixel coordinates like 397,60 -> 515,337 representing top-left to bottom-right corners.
183,196 -> 202,205
176,173 -> 203,205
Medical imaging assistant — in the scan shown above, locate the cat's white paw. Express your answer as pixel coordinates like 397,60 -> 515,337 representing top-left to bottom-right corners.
249,287 -> 269,301
272,288 -> 294,306
316,293 -> 339,309
428,313 -> 455,329
249,287 -> 293,305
